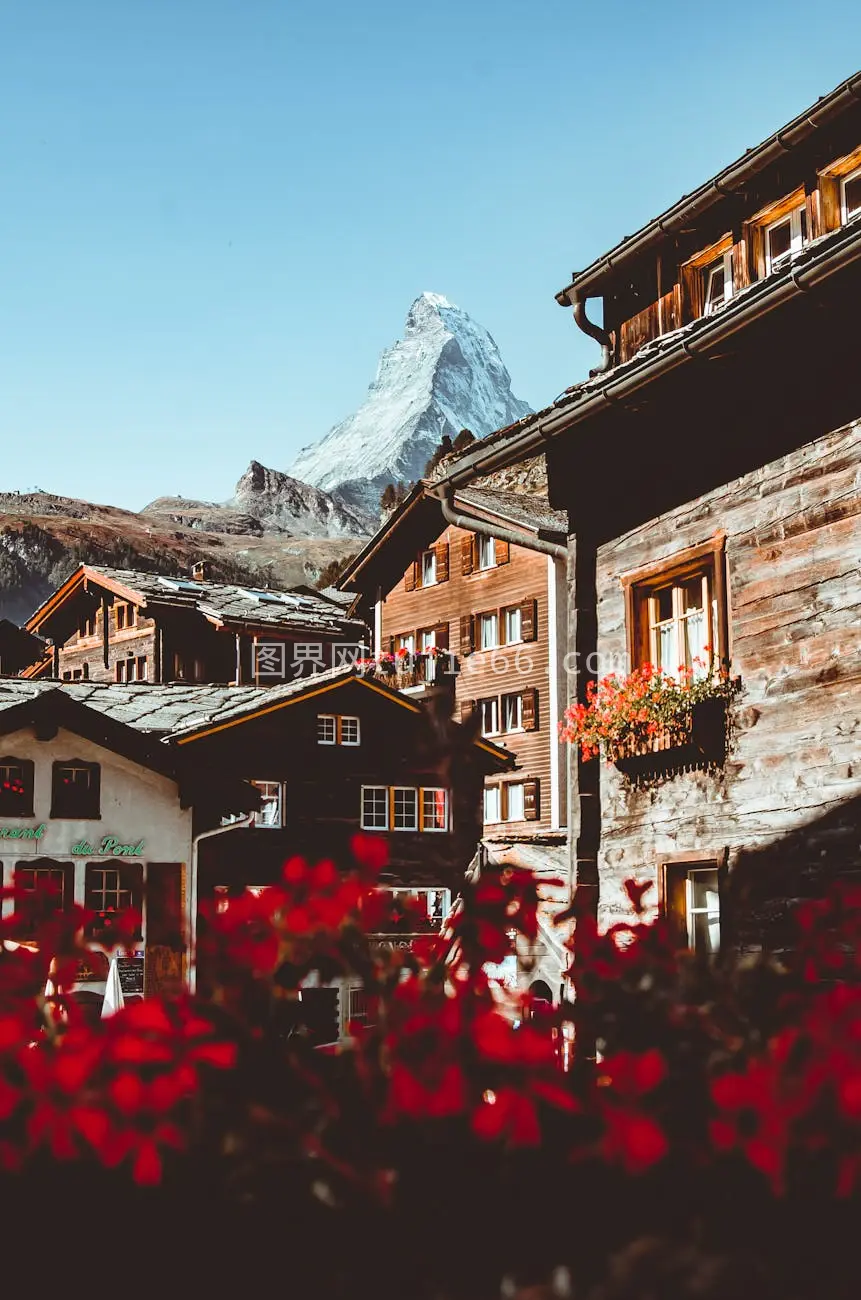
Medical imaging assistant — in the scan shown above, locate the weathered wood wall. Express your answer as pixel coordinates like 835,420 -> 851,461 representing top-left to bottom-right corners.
592,419 -> 861,946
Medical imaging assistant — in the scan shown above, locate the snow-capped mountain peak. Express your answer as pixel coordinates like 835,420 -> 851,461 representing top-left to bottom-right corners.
288,293 -> 532,516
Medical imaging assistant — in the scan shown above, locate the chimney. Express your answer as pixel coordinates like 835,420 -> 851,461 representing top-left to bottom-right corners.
191,561 -> 209,582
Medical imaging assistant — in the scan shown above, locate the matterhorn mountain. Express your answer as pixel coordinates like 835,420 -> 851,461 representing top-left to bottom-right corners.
288,292 -> 533,517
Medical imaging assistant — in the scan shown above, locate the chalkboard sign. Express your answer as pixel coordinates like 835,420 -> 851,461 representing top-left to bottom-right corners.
116,957 -> 145,996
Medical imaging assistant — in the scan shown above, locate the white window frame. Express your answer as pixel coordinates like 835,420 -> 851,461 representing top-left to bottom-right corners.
503,605 -> 522,645
395,633 -> 415,656
685,866 -> 721,953
841,166 -> 861,222
252,780 -> 285,829
340,716 -> 361,747
501,692 -> 523,733
765,205 -> 807,273
477,536 -> 496,571
504,782 -> 526,823
361,785 -> 389,831
391,786 -> 419,832
417,628 -> 436,653
479,697 -> 499,737
702,250 -> 733,315
479,612 -> 499,651
317,714 -> 337,745
421,550 -> 437,587
483,785 -> 502,824
421,787 -> 449,833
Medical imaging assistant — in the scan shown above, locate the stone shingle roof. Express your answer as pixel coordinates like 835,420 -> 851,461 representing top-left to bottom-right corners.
455,487 -> 567,535
0,667 -> 361,739
29,565 -> 367,638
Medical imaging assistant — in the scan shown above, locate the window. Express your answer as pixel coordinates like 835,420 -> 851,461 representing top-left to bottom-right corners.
479,612 -> 499,651
78,614 -> 97,639
421,788 -> 448,832
14,862 -> 72,933
663,861 -> 721,954
503,605 -> 522,645
317,714 -> 360,745
702,251 -> 733,315
392,787 -> 418,831
339,716 -> 360,746
478,536 -> 496,570
394,633 -> 415,657
765,204 -> 807,273
252,780 -> 285,828
317,715 -> 337,745
51,760 -> 100,819
421,550 -> 437,587
0,758 -> 34,817
417,628 -> 435,653
842,167 -> 861,222
484,785 -> 502,824
85,863 -> 143,942
361,786 -> 389,830
623,539 -> 727,680
505,782 -> 525,822
501,692 -> 523,732
136,656 -> 147,681
479,697 -> 499,736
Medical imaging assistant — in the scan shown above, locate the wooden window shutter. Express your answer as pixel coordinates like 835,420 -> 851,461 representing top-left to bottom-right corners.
460,699 -> 475,723
461,535 -> 475,576
495,539 -> 510,565
521,597 -> 538,642
435,542 -> 450,582
459,614 -> 474,655
404,561 -> 417,593
434,622 -> 449,650
521,688 -> 538,732
523,779 -> 540,822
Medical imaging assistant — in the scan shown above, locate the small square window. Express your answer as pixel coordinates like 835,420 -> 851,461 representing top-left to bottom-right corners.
361,786 -> 388,830
392,787 -> 418,831
477,536 -> 496,570
51,760 -> 101,819
317,715 -> 337,745
340,716 -> 361,746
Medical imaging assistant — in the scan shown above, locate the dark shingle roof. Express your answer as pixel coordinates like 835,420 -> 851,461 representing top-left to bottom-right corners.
30,565 -> 366,638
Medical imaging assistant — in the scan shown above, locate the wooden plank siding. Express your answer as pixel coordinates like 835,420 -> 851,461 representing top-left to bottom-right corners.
380,523 -> 567,837
589,419 -> 861,947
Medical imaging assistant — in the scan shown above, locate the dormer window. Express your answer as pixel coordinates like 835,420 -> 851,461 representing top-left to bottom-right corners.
765,205 -> 807,273
702,251 -> 733,315
842,167 -> 861,223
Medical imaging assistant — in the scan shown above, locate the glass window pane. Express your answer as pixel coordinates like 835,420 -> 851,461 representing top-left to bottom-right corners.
690,909 -> 721,953
768,219 -> 791,264
506,783 -> 525,821
392,788 -> 418,830
362,787 -> 387,829
654,586 -> 673,622
422,788 -> 448,831
689,868 -> 719,910
484,787 -> 501,822
680,577 -> 704,612
422,552 -> 436,584
480,615 -> 498,650
317,715 -> 336,744
682,609 -> 707,674
478,537 -> 495,569
505,607 -> 522,643
703,263 -> 725,313
340,717 -> 360,745
845,174 -> 861,218
657,622 -> 675,672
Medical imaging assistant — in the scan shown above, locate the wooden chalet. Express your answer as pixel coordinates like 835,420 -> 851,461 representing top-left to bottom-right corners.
434,72 -> 861,954
338,481 -> 571,998
22,563 -> 369,686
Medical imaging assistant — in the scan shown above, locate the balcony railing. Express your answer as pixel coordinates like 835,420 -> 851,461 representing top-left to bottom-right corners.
364,652 -> 458,690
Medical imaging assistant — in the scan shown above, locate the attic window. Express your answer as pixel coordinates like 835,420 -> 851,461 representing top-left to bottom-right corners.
702,252 -> 733,315
842,167 -> 861,222
765,205 -> 807,273
421,550 -> 437,586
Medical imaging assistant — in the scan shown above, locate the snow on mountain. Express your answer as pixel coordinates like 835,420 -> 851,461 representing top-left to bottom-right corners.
288,293 -> 532,516
230,460 -> 369,538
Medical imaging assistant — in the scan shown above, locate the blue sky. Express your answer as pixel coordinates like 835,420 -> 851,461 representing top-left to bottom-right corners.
1,1 -> 859,509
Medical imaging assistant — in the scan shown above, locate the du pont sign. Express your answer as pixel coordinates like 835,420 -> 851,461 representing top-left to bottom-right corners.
71,836 -> 146,857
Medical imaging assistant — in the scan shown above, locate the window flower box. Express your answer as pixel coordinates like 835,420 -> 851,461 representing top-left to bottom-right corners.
561,662 -> 737,779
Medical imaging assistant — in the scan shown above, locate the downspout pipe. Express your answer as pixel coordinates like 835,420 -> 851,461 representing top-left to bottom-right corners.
429,484 -> 568,561
568,288 -> 614,376
187,814 -> 255,993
